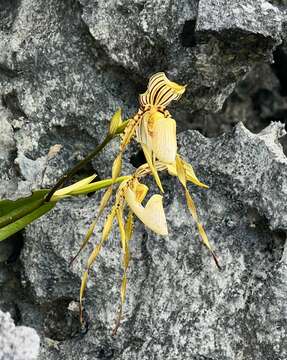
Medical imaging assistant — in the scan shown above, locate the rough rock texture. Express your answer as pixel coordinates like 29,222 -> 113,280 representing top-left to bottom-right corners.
80,0 -> 283,112
189,62 -> 287,136
0,0 -> 138,200
0,0 -> 285,200
1,0 -> 287,359
18,122 -> 287,360
0,310 -> 40,360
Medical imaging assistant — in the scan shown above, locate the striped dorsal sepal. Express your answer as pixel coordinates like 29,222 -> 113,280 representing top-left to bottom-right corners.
139,72 -> 186,109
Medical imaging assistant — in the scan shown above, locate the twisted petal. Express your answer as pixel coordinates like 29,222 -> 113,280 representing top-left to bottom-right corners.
166,160 -> 208,189
139,72 -> 186,108
141,142 -> 164,193
125,187 -> 168,235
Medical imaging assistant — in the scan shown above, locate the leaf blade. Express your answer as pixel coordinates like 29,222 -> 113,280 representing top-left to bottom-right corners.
0,201 -> 55,242
0,190 -> 49,229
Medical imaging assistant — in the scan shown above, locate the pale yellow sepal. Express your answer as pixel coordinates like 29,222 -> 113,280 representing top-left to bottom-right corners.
150,114 -> 177,164
125,187 -> 168,235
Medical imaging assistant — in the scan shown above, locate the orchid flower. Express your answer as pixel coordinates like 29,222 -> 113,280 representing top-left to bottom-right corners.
77,72 -> 220,334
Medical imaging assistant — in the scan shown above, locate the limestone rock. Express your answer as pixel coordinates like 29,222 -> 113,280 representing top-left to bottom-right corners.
0,0 -> 137,199
80,0 -> 283,111
0,310 -> 40,360
0,0 -> 287,359
21,122 -> 287,359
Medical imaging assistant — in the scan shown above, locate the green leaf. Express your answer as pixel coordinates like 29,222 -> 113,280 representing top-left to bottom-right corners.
0,190 -> 48,216
0,190 -> 49,228
0,174 -> 129,242
0,201 -> 55,242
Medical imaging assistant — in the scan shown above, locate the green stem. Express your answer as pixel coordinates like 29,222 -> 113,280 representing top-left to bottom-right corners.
44,121 -> 128,203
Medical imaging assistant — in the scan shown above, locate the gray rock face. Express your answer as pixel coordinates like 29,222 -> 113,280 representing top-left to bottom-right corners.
0,0 -> 287,359
0,0 -> 137,200
193,0 -> 283,112
79,0 -> 197,76
0,104 -> 18,198
0,0 -> 284,200
80,0 -> 283,111
196,0 -> 282,39
19,122 -> 287,359
189,61 -> 287,136
0,310 -> 40,360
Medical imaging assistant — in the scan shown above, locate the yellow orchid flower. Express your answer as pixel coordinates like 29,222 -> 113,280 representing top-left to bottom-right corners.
136,72 -> 185,167
75,72 -> 219,334
135,73 -> 186,191
109,72 -> 186,193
